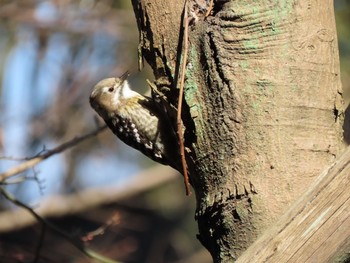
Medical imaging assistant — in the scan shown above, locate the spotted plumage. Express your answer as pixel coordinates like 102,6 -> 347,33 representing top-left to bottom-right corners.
89,72 -> 179,168
107,108 -> 165,164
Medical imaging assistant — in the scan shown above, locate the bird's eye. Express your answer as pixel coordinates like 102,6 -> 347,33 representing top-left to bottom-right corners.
108,87 -> 114,92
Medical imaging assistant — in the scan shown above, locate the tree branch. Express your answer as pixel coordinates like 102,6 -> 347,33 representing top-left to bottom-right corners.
0,125 -> 107,182
0,166 -> 178,232
0,187 -> 120,263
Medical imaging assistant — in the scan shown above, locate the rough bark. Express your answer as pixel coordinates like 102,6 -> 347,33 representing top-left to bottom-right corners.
131,0 -> 344,261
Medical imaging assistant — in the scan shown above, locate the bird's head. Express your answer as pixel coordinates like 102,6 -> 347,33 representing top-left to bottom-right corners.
90,71 -> 134,119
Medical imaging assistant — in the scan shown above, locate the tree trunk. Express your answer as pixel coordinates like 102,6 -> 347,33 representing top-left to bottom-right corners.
131,0 -> 344,261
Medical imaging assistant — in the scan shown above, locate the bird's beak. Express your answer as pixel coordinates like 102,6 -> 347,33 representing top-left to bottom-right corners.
118,71 -> 130,83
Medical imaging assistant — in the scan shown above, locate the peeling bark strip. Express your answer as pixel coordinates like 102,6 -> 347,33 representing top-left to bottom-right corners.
131,0 -> 344,262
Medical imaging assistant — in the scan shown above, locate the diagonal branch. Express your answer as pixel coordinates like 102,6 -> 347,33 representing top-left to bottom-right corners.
0,125 -> 107,183
0,187 -> 120,263
0,166 -> 178,233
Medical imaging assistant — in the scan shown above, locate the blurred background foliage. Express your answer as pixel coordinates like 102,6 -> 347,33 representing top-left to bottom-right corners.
0,0 -> 348,262
0,0 -> 207,262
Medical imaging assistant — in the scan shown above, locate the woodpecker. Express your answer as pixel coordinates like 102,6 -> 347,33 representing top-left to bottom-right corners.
89,72 -> 180,171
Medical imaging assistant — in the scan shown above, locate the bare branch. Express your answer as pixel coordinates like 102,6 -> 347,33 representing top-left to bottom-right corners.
177,1 -> 191,196
205,0 -> 214,17
0,125 -> 107,183
33,222 -> 46,263
82,211 -> 120,242
0,166 -> 178,232
0,187 -> 120,263
0,156 -> 31,161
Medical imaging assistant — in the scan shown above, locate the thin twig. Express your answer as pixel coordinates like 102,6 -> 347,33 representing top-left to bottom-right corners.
138,31 -> 144,71
0,187 -> 120,263
32,223 -> 46,263
0,156 -> 31,161
146,79 -> 167,101
0,166 -> 177,233
0,176 -> 26,185
177,1 -> 191,196
82,211 -> 120,242
205,0 -> 214,17
0,125 -> 107,183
